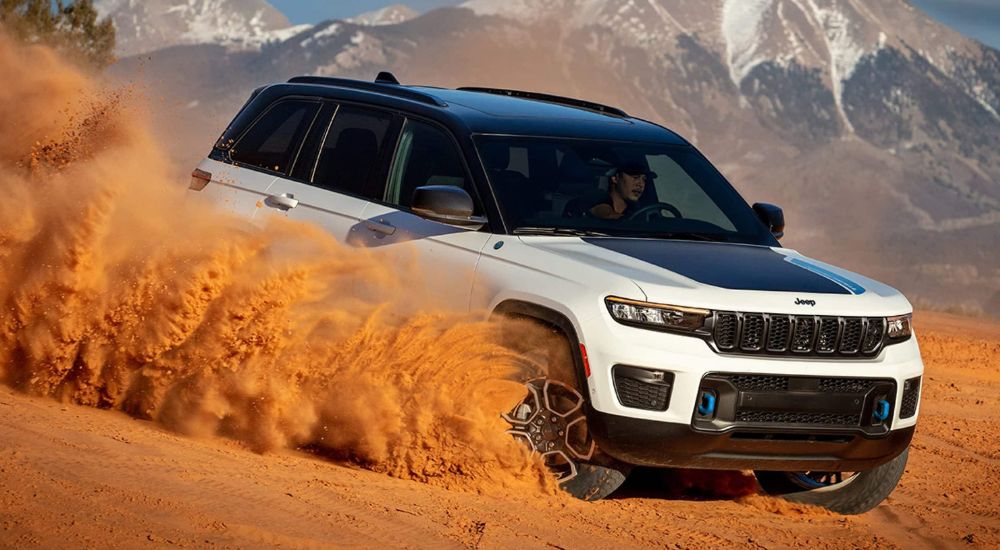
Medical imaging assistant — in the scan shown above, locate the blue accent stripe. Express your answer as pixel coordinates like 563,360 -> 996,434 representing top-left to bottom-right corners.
786,258 -> 866,295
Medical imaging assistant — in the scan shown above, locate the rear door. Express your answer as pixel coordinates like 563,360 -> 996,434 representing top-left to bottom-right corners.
197,98 -> 322,218
260,102 -> 399,243
358,118 -> 492,310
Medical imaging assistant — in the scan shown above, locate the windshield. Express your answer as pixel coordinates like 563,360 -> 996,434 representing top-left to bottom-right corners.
474,136 -> 777,246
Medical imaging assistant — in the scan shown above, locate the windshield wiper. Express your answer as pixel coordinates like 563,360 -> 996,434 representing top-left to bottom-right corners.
512,226 -> 610,237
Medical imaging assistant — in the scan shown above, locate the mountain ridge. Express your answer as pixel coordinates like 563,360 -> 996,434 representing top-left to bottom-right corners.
107,1 -> 1000,315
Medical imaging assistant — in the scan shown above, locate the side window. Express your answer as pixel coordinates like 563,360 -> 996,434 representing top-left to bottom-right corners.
385,119 -> 478,212
230,100 -> 320,174
311,105 -> 394,198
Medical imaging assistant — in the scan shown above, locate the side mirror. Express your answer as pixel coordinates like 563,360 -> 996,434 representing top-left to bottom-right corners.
411,185 -> 487,229
752,203 -> 785,240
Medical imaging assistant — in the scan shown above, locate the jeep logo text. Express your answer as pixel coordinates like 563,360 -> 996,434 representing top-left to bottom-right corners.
795,298 -> 817,306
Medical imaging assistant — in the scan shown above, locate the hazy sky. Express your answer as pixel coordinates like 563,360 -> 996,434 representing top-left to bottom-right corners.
270,0 -> 1000,50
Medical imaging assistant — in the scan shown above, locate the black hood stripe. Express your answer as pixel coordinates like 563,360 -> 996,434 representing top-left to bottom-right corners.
581,238 -> 855,295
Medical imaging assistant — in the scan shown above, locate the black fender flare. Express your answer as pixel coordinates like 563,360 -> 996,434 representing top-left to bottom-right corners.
490,300 -> 589,394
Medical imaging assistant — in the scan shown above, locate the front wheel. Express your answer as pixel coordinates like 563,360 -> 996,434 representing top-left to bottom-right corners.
504,378 -> 630,500
754,448 -> 909,514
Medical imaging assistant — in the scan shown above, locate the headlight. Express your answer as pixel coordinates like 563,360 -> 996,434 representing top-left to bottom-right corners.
605,297 -> 710,333
886,313 -> 912,340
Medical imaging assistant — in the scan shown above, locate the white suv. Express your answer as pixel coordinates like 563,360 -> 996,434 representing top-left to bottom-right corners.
190,73 -> 923,514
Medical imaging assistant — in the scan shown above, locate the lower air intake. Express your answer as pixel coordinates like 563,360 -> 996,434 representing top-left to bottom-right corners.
613,365 -> 674,411
900,376 -> 921,419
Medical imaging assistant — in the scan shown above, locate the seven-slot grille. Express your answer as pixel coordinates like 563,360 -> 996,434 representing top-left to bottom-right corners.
713,312 -> 887,358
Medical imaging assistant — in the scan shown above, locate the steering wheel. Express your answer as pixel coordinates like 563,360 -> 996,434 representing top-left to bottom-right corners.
627,201 -> 683,220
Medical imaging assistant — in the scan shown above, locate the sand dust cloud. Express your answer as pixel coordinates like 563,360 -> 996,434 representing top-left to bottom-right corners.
0,33 -> 556,494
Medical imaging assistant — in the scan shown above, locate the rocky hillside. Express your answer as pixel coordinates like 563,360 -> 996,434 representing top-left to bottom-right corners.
95,0 -> 298,56
108,0 -> 1000,314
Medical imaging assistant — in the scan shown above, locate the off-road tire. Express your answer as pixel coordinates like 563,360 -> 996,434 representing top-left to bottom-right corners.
754,448 -> 909,514
499,315 -> 631,501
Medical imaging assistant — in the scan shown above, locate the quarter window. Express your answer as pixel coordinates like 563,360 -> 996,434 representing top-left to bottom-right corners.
230,100 -> 320,174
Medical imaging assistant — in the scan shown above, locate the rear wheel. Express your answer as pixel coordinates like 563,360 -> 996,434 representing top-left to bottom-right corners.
754,448 -> 909,514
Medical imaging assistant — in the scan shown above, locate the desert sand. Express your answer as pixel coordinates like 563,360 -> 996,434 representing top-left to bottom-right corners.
1,311 -> 997,549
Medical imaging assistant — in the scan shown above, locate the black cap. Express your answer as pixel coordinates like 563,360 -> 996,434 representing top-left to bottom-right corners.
617,162 -> 648,176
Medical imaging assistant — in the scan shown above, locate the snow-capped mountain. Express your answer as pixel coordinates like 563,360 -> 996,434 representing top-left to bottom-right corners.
112,0 -> 1000,315
96,0 -> 298,57
348,4 -> 419,26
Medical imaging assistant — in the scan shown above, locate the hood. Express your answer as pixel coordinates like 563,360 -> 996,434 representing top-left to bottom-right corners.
519,237 -> 910,316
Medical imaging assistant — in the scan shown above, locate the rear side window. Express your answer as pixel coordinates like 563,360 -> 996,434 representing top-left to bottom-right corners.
385,119 -> 476,211
311,105 -> 394,197
230,100 -> 320,174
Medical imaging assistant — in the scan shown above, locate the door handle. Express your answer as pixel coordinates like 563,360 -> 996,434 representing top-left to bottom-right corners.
365,219 -> 396,236
264,193 -> 298,210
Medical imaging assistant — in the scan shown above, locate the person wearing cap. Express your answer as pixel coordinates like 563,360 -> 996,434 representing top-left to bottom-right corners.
589,164 -> 647,220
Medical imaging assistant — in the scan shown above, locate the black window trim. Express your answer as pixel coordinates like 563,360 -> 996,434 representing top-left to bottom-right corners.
227,96 -> 324,178
289,99 -> 403,202
371,114 -> 490,228
222,93 -> 495,232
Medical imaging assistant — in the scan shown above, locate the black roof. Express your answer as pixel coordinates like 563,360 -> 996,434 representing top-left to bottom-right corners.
278,75 -> 688,145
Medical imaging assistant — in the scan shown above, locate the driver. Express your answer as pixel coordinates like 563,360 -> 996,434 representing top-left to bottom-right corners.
589,164 -> 647,220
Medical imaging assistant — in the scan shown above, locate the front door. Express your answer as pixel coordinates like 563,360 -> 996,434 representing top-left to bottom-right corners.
358,118 -> 491,311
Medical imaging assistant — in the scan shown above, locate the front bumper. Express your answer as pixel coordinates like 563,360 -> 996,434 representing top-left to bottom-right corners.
589,410 -> 915,471
576,309 -> 923,470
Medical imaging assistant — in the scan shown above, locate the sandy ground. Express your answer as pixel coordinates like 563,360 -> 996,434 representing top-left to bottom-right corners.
1,311 -> 997,549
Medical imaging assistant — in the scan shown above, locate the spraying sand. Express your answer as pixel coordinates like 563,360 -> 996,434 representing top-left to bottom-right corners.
0,33 -> 553,495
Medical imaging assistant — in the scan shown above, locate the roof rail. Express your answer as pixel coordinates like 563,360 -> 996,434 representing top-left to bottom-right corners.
287,75 -> 447,107
457,87 -> 628,117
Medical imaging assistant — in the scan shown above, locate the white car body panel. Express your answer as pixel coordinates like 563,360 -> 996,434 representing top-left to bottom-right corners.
469,235 -> 923,431
360,202 -> 492,311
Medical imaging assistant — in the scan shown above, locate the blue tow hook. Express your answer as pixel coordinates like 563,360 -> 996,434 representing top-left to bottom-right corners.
697,391 -> 717,416
873,399 -> 891,422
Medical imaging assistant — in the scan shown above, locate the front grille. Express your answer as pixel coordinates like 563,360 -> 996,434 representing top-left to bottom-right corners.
735,410 -> 861,425
767,316 -> 791,352
715,313 -> 738,350
862,319 -> 886,353
840,318 -> 863,353
900,376 -> 921,418
740,314 -> 765,351
790,317 -> 815,352
816,317 -> 839,353
712,312 -> 888,358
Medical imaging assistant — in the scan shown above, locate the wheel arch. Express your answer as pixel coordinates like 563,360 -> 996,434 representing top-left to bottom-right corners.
490,299 -> 590,394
